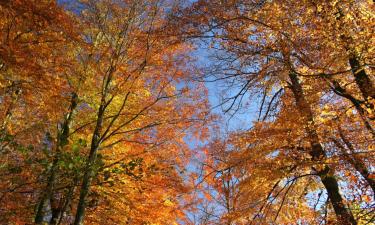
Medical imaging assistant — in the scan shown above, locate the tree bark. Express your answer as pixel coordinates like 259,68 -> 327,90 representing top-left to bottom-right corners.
349,57 -> 375,103
34,93 -> 78,224
333,5 -> 375,107
73,94 -> 107,225
330,80 -> 375,137
289,72 -> 357,225
49,177 -> 79,225
338,128 -> 375,195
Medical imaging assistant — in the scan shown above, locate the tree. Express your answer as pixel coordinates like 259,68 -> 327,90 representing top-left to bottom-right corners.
1,0 -> 209,224
174,0 -> 373,224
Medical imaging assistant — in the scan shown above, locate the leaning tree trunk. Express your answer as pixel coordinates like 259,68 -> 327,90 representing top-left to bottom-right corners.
34,93 -> 78,224
331,5 -> 375,116
349,57 -> 375,104
289,72 -> 357,225
337,128 -> 375,195
330,80 -> 375,138
333,5 -> 375,109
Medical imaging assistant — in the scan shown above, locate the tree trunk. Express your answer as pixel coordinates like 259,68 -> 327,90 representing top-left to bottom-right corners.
333,5 -> 375,107
49,204 -> 60,225
349,57 -> 375,103
49,177 -> 79,225
73,102 -> 105,225
72,150 -> 97,225
330,80 -> 375,137
289,72 -> 357,225
337,128 -> 375,195
34,93 -> 78,224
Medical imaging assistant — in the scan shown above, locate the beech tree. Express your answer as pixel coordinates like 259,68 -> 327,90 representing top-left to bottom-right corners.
0,0 -> 373,224
174,0 -> 374,224
1,0 -> 208,224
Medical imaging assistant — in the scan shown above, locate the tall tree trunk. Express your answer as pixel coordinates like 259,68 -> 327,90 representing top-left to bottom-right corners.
289,72 -> 357,225
329,80 -> 375,138
34,93 -> 78,224
336,127 -> 375,195
73,97 -> 106,225
73,50 -> 116,225
333,5 -> 375,108
349,57 -> 375,103
332,138 -> 375,195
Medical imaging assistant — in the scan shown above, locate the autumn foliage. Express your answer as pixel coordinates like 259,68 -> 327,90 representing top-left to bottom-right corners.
0,0 -> 374,225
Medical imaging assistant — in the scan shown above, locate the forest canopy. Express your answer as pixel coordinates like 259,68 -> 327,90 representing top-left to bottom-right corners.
0,0 -> 373,224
